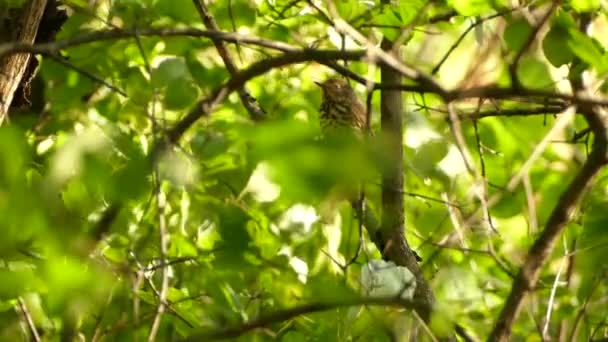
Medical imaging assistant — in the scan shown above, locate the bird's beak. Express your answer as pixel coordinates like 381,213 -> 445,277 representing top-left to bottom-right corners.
314,81 -> 323,87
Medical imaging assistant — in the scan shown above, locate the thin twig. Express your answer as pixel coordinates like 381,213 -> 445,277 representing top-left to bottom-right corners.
569,271 -> 606,341
489,112 -> 607,341
447,102 -> 475,174
432,10 -> 515,75
180,297 -> 431,342
192,0 -> 266,121
541,238 -> 568,339
16,297 -> 40,342
45,53 -> 127,96
506,106 -> 576,192
146,27 -> 170,338
523,173 -> 538,234
91,290 -> 115,342
509,2 -> 558,88
130,253 -> 194,329
473,102 -> 495,232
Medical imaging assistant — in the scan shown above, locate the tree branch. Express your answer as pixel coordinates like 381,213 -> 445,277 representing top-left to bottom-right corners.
377,37 -> 435,323
488,12 -> 608,341
488,126 -> 607,341
180,297 -> 431,342
508,2 -> 557,89
192,0 -> 266,121
0,27 -> 300,58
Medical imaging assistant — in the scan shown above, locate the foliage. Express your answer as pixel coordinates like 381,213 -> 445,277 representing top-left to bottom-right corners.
1,0 -> 608,341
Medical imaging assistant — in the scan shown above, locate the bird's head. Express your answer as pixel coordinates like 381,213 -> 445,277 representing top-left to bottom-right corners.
314,78 -> 353,99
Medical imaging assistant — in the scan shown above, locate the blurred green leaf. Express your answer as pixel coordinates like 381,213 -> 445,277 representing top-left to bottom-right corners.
448,0 -> 496,16
567,30 -> 608,75
151,58 -> 191,87
504,19 -> 532,54
543,24 -> 574,67
517,56 -> 554,90
164,79 -> 200,110
169,235 -> 198,257
154,0 -> 200,23
214,204 -> 252,265
213,0 -> 256,28
570,0 -> 600,11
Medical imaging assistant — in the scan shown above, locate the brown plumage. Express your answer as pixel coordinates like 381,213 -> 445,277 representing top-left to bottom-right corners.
315,78 -> 366,132
315,77 -> 366,209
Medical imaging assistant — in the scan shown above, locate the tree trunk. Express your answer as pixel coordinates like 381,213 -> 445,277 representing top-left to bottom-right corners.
0,0 -> 47,124
379,39 -> 435,322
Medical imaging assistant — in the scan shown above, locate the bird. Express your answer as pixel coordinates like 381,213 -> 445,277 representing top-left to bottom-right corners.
315,77 -> 375,258
315,78 -> 369,200
315,78 -> 367,133
315,78 -> 423,262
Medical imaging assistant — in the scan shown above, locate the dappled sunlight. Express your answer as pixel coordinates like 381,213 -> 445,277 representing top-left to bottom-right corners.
243,161 -> 281,202
49,126 -> 111,186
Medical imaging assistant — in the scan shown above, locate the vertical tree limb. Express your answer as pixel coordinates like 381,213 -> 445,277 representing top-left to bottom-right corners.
379,39 -> 434,322
0,0 -> 47,123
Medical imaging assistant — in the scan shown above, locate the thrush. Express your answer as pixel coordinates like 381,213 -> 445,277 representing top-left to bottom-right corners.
315,78 -> 368,199
315,78 -> 367,133
315,77 -> 368,209
315,78 -> 422,262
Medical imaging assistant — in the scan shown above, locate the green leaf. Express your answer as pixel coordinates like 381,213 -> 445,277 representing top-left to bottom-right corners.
400,0 -> 428,26
374,10 -> 402,42
570,0 -> 600,12
125,67 -> 153,102
517,56 -> 554,90
0,268 -> 41,299
186,53 -> 229,88
447,0 -> 495,16
56,12 -> 91,40
39,60 -> 95,111
214,204 -> 252,265
410,139 -> 449,178
335,0 -> 369,21
213,0 -> 256,28
168,235 -> 198,258
163,80 -> 199,110
543,25 -> 573,67
151,58 -> 191,87
154,0 -> 200,23
191,131 -> 229,159
43,257 -> 113,313
504,19 -> 532,53
567,30 -> 608,75
0,127 -> 28,187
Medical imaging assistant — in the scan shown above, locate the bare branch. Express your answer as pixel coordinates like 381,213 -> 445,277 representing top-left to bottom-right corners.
489,11 -> 608,341
506,106 -> 576,192
148,58 -> 169,341
508,2 -> 558,88
432,9 -> 518,75
16,297 -> 40,342
0,27 -> 300,58
180,297 -> 432,342
488,131 -> 607,341
46,53 -> 126,96
193,0 -> 266,121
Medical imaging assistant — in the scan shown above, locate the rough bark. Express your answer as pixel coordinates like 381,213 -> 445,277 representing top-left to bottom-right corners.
0,0 -> 47,124
379,39 -> 435,322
